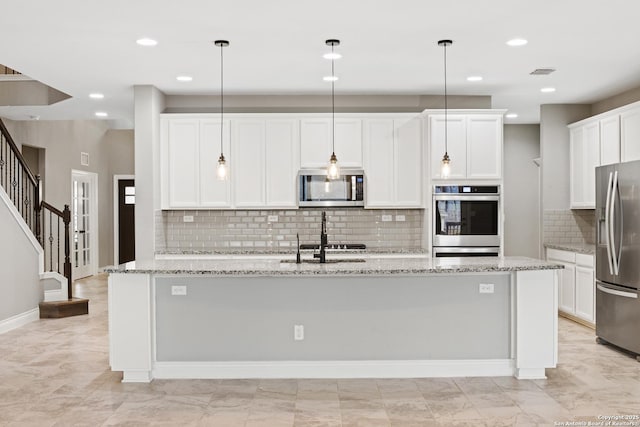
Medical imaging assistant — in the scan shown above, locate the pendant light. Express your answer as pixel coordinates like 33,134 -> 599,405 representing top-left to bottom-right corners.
215,40 -> 230,181
438,39 -> 452,179
325,39 -> 340,180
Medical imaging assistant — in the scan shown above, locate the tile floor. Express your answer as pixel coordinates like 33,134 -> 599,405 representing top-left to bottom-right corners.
1,274 -> 639,426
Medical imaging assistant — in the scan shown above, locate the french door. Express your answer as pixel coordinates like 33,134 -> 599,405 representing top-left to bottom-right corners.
71,170 -> 98,279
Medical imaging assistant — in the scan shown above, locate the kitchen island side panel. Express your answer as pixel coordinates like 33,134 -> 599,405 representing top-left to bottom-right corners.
154,275 -> 510,361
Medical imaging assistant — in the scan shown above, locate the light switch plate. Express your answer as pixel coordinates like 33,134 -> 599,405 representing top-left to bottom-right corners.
382,215 -> 393,222
171,285 -> 187,296
395,215 -> 406,222
183,215 -> 194,223
268,215 -> 279,222
479,283 -> 494,294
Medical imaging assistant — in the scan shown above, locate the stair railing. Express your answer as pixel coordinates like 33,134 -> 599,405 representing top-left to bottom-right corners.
0,118 -> 72,295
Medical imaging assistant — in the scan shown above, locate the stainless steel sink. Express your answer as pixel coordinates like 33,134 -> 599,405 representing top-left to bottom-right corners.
281,258 -> 366,264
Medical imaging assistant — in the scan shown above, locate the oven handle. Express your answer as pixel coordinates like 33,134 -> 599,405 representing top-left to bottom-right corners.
433,195 -> 499,202
433,247 -> 499,254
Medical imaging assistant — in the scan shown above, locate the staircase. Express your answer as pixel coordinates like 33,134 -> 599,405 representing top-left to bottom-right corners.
0,118 -> 88,319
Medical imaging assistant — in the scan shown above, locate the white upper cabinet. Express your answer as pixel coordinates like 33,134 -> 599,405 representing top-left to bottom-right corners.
363,119 -> 395,207
466,115 -> 502,179
570,122 -> 599,209
232,120 -> 266,207
429,115 -> 466,180
199,119 -> 232,208
300,118 -> 362,168
300,119 -> 330,168
600,115 -> 620,166
162,118 -> 231,209
231,119 -> 298,209
621,106 -> 640,162
394,116 -> 422,206
429,112 -> 503,180
363,115 -> 422,208
167,119 -> 199,208
265,120 -> 299,208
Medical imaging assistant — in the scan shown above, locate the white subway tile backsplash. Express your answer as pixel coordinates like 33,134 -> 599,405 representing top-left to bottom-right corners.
156,208 -> 424,252
543,209 -> 595,246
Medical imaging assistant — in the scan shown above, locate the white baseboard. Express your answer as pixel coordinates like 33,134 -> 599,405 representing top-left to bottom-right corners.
150,359 -> 515,381
0,308 -> 39,335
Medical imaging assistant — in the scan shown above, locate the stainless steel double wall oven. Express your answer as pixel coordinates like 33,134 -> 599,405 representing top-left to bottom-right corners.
432,185 -> 500,257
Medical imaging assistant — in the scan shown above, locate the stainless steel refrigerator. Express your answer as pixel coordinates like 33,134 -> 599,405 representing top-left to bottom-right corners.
595,160 -> 640,357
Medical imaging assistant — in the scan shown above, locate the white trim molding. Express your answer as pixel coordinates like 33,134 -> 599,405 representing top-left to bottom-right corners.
140,359 -> 515,383
0,308 -> 39,335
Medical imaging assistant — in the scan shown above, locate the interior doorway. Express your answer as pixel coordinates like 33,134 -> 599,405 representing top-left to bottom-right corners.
113,175 -> 135,264
71,170 -> 98,279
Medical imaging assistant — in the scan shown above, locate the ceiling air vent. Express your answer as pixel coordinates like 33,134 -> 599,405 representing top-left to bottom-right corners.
530,68 -> 556,75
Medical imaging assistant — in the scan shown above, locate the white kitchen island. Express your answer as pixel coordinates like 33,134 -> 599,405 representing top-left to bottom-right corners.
105,256 -> 562,383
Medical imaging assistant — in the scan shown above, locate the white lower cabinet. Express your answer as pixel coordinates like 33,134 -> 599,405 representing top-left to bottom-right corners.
546,248 -> 595,325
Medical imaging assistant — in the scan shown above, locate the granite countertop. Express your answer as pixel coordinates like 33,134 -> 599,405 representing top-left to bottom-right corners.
104,256 -> 563,276
544,243 -> 596,255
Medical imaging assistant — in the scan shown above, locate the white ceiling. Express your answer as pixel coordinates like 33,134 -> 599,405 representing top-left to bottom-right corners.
1,0 -> 640,128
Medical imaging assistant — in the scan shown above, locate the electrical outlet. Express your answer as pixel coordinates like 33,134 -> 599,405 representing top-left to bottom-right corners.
479,283 -> 494,294
294,325 -> 304,341
395,215 -> 406,222
381,215 -> 392,222
268,215 -> 279,222
171,285 -> 187,296
183,215 -> 194,223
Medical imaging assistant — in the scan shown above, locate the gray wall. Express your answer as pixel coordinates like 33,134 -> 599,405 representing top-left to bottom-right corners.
539,105 -> 592,211
503,124 -> 540,258
155,274 -> 510,361
591,84 -> 640,115
0,193 -> 41,323
164,94 -> 491,114
2,119 -> 134,267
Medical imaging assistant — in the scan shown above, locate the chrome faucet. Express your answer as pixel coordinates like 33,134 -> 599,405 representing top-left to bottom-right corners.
314,211 -> 328,263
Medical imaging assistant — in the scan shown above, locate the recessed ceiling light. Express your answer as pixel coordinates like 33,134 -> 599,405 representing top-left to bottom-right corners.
89,93 -> 104,99
323,76 -> 338,82
541,87 -> 556,93
323,52 -> 342,60
176,76 -> 193,82
506,38 -> 528,47
467,76 -> 483,82
136,38 -> 158,47
505,113 -> 518,119
95,112 -> 108,117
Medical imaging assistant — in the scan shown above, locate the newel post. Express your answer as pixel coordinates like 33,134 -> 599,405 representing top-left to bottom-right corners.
63,204 -> 72,300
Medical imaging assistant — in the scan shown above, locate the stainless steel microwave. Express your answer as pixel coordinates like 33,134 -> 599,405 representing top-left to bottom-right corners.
298,169 -> 364,207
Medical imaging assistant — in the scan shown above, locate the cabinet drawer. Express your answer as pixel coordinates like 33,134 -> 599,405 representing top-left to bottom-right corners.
546,249 -> 575,263
576,253 -> 594,268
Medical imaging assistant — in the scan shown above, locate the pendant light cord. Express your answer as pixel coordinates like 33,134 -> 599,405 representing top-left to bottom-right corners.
443,42 -> 448,156
220,43 -> 224,156
331,43 -> 335,155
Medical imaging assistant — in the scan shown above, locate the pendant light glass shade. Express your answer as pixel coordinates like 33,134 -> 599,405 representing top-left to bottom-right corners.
325,39 -> 340,180
217,154 -> 228,180
438,39 -> 452,179
215,40 -> 230,181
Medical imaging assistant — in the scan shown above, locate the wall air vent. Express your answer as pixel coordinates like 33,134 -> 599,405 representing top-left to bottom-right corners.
530,68 -> 556,75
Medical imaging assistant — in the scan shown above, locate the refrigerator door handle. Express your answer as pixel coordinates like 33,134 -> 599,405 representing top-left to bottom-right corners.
614,172 -> 623,276
610,171 -> 620,275
605,171 -> 614,275
597,283 -> 638,299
